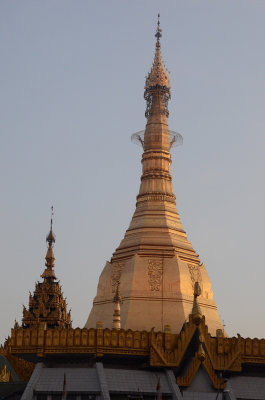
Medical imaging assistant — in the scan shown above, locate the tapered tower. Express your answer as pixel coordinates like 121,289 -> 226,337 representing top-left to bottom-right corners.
22,210 -> 72,329
86,17 -> 223,336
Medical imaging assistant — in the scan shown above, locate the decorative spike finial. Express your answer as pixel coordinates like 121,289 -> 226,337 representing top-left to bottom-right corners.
144,14 -> 171,119
113,282 -> 122,330
42,208 -> 57,279
155,13 -> 162,40
50,205 -> 54,231
191,281 -> 202,325
22,208 -> 72,330
46,206 -> 55,244
113,281 -> 122,304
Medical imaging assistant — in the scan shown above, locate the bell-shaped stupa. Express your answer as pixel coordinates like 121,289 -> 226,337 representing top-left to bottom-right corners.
86,16 -> 224,336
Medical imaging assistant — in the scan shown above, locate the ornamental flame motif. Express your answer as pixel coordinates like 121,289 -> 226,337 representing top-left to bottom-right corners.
188,264 -> 202,289
148,259 -> 163,291
111,262 -> 124,293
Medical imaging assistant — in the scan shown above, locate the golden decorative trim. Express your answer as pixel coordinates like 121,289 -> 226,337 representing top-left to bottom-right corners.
177,354 -> 200,387
9,313 -> 265,383
0,365 -> 12,383
188,264 -> 202,289
10,327 -> 150,358
148,259 -> 163,291
111,262 -> 124,293
6,354 -> 35,382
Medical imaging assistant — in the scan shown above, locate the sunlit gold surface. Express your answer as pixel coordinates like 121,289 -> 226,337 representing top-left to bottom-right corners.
9,312 -> 265,389
22,228 -> 72,329
86,20 -> 223,336
0,365 -> 12,383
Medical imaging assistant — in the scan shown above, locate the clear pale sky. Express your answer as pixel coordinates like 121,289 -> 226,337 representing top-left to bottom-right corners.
0,1 -> 265,344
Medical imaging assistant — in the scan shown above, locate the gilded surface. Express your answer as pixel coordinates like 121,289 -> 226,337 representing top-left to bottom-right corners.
6,353 -> 35,382
0,337 -> 35,382
0,365 -> 12,383
188,264 -> 202,289
111,262 -> 124,293
22,227 -> 72,330
10,313 -> 265,388
86,16 -> 224,336
10,327 -> 150,358
148,259 -> 163,291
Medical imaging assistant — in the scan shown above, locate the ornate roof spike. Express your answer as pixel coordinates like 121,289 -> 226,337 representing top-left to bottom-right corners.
13,319 -> 19,329
113,282 -> 122,330
46,206 -> 55,244
144,14 -> 171,119
113,281 -> 122,304
155,13 -> 162,40
191,281 -> 202,325
42,208 -> 57,279
0,365 -> 12,383
22,210 -> 72,330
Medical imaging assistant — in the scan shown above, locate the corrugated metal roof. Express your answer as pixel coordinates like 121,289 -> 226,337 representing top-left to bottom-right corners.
230,376 -> 265,400
35,368 -> 100,393
183,393 -> 221,400
104,369 -> 171,394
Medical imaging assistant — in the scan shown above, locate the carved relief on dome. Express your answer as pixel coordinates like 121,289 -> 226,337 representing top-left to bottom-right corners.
188,264 -> 202,289
148,259 -> 163,291
111,262 -> 124,293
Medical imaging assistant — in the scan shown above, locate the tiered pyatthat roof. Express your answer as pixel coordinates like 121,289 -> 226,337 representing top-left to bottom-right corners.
22,215 -> 72,329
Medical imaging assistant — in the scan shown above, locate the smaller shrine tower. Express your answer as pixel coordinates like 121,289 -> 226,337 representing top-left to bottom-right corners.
22,208 -> 72,329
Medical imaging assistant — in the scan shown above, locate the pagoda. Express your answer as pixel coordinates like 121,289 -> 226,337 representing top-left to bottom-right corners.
86,17 -> 224,336
3,16 -> 265,400
22,212 -> 72,329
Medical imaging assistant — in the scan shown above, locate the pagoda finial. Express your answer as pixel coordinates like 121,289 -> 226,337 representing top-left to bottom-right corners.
22,208 -> 72,329
155,13 -> 162,40
144,14 -> 171,119
113,282 -> 122,330
50,205 -> 53,231
191,282 -> 202,325
42,207 -> 56,279
46,206 -> 55,244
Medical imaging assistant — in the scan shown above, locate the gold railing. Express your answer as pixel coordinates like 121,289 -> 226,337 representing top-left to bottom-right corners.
10,327 -> 152,357
9,317 -> 265,370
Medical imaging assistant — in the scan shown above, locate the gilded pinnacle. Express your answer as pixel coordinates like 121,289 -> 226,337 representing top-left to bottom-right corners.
46,206 -> 55,244
113,282 -> 122,304
155,13 -> 162,40
192,282 -> 202,325
42,211 -> 57,279
113,282 -> 122,330
145,16 -> 170,90
42,241 -> 56,279
46,229 -> 55,244
144,15 -> 171,119
23,216 -> 72,329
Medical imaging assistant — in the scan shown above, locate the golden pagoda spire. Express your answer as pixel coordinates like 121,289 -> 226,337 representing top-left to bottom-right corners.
144,14 -> 170,112
143,14 -> 171,153
22,207 -> 72,329
41,206 -> 57,280
144,14 -> 170,121
86,17 -> 224,337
